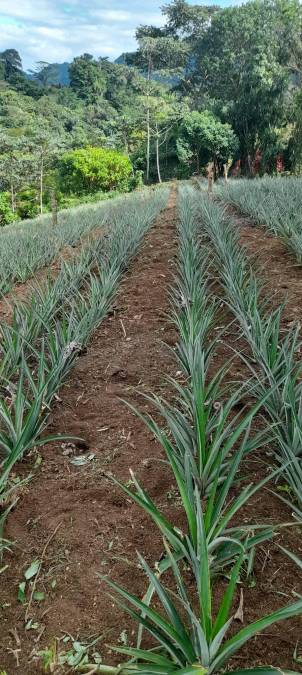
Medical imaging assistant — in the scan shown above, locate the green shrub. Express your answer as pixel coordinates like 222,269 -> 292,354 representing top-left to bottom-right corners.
57,146 -> 133,195
16,187 -> 40,219
56,190 -> 120,209
0,192 -> 15,226
128,169 -> 144,190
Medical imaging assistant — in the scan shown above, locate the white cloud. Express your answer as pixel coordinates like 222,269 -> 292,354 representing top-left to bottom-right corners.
0,0 -> 61,24
96,10 -> 132,22
0,0 -> 167,70
95,9 -> 164,24
35,26 -> 68,41
0,22 -> 73,63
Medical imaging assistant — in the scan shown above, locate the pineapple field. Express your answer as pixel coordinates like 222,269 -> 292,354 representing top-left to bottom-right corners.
0,180 -> 302,675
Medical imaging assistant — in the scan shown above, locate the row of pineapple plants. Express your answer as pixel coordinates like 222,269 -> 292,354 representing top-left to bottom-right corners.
188,187 -> 302,518
217,177 -> 302,264
80,185 -> 302,674
0,189 -> 156,298
0,188 -> 169,555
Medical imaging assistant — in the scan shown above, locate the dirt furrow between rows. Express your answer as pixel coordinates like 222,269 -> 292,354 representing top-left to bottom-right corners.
226,204 -> 302,321
0,191 -> 178,673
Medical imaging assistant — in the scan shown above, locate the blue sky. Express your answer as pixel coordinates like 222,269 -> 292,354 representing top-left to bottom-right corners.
0,0 -> 236,71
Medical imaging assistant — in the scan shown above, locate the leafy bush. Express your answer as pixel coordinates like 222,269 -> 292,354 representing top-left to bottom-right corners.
0,192 -> 15,226
128,169 -> 144,190
56,189 -> 122,210
16,188 -> 40,219
57,146 -> 133,195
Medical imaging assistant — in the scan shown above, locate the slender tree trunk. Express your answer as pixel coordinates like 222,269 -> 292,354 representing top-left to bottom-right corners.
123,132 -> 130,159
223,163 -> 229,183
207,162 -> 214,197
51,189 -> 58,227
156,124 -> 162,184
10,181 -> 15,213
146,108 -> 150,183
40,155 -> 44,215
146,56 -> 152,183
241,130 -> 254,177
196,153 -> 200,174
241,154 -> 253,176
208,173 -> 214,196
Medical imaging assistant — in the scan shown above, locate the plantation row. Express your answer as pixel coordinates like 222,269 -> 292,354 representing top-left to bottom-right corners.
0,188 -> 169,555
0,190 -> 152,297
195,190 -> 302,516
78,185 -> 302,674
218,177 -> 302,264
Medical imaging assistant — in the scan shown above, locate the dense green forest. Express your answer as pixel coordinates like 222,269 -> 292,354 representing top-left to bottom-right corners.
1,0 -> 302,223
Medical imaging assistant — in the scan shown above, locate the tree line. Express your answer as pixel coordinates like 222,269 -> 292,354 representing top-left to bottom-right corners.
1,0 -> 302,223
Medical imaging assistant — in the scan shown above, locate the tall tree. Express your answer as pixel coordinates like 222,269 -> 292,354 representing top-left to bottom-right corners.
177,110 -> 238,174
128,26 -> 188,181
162,0 -> 219,40
149,96 -> 186,182
0,49 -> 22,81
191,0 -> 302,172
0,135 -> 33,212
288,87 -> 302,172
30,131 -> 65,214
30,61 -> 60,87
69,54 -> 106,103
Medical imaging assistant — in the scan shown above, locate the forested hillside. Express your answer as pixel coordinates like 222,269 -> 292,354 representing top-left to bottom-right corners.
1,0 -> 302,223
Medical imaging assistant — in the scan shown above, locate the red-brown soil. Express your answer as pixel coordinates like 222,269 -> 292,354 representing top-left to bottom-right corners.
229,205 -> 302,319
0,191 -> 302,674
